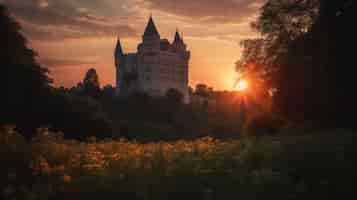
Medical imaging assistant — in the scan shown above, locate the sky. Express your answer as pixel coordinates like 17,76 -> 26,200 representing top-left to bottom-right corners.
1,0 -> 263,90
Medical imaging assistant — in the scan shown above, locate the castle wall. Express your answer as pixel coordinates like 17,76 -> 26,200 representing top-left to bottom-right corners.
117,48 -> 189,102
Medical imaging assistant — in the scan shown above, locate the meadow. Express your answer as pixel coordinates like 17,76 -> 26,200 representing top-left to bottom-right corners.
1,126 -> 356,199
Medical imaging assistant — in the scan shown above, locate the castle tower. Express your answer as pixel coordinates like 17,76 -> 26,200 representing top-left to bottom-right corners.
173,29 -> 186,51
114,36 -> 123,67
114,36 -> 124,94
143,16 -> 160,41
137,16 -> 161,95
140,16 -> 161,54
173,29 -> 182,43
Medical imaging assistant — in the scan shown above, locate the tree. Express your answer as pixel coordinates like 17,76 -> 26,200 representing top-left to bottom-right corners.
235,39 -> 271,108
195,84 -> 209,97
46,88 -> 112,139
237,0 -> 339,122
320,0 -> 356,125
253,0 -> 320,63
81,68 -> 101,99
0,5 -> 51,133
239,0 -> 320,87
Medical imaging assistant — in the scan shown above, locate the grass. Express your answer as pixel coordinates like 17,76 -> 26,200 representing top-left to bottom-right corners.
1,126 -> 356,199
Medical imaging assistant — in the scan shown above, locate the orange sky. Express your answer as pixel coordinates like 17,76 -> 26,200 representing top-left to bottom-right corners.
2,0 -> 263,90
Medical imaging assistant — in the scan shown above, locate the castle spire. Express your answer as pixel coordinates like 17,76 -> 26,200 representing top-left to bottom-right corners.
115,35 -> 124,66
115,35 -> 123,56
173,28 -> 184,45
143,16 -> 160,38
174,30 -> 181,42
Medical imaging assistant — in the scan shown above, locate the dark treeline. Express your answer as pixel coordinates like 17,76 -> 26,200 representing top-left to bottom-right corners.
0,5 -> 111,139
65,79 -> 258,141
1,1 -> 356,141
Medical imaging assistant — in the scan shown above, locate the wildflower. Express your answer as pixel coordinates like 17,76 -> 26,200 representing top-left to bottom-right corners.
62,174 -> 72,183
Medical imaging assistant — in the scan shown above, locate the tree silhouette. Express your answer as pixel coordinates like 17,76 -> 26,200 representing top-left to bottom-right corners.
1,5 -> 51,133
238,0 -> 350,123
322,0 -> 356,126
81,68 -> 101,99
195,84 -> 209,97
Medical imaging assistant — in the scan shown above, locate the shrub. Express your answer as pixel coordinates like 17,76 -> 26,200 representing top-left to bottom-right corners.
244,113 -> 285,136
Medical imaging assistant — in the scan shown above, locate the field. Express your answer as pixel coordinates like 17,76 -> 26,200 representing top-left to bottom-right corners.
1,127 -> 356,199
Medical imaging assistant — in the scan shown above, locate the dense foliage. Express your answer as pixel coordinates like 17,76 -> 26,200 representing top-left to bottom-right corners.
1,126 -> 356,199
0,5 -> 51,134
0,5 -> 113,138
236,0 -> 356,126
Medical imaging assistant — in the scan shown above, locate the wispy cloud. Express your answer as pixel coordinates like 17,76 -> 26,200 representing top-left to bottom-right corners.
39,57 -> 95,68
146,0 -> 264,24
3,0 -> 138,40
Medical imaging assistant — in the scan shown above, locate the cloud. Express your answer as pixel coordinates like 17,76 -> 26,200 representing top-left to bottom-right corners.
2,0 -> 263,41
39,57 -> 95,68
145,0 -> 264,24
18,18 -> 136,41
2,0 -> 138,40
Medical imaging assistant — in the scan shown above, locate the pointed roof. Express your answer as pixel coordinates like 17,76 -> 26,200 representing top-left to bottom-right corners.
115,36 -> 123,56
143,16 -> 160,37
174,29 -> 182,43
173,29 -> 185,46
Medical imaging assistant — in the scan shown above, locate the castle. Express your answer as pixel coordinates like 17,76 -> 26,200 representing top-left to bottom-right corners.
114,16 -> 190,103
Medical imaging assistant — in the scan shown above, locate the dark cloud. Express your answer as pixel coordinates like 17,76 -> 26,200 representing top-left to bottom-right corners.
146,0 -> 264,24
19,18 -> 135,41
1,0 -> 262,41
39,57 -> 95,68
2,0 -> 137,40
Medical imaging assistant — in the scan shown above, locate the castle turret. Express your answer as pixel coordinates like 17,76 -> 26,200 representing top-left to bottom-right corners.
139,16 -> 161,55
143,16 -> 160,41
115,36 -> 124,67
173,29 -> 187,52
173,30 -> 182,44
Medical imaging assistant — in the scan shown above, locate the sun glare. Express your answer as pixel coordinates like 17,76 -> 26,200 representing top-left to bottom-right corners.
235,80 -> 249,91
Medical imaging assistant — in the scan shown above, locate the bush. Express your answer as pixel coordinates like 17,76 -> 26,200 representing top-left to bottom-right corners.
244,113 -> 285,136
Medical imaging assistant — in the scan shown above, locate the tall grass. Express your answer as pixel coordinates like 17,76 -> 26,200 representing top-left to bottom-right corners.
1,126 -> 356,199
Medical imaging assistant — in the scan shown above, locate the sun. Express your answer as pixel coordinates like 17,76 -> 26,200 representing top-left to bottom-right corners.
235,80 -> 249,91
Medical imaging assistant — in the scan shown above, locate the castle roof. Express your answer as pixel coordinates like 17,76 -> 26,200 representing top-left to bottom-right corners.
143,16 -> 160,37
173,30 -> 183,44
115,36 -> 123,56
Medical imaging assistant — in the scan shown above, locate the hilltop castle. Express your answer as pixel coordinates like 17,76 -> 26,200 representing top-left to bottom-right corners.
115,16 -> 190,102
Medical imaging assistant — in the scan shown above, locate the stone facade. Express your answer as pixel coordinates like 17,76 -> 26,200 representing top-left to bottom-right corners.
115,17 -> 190,103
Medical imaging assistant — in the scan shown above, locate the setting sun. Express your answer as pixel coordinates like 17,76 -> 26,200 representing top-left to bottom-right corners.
235,80 -> 249,91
